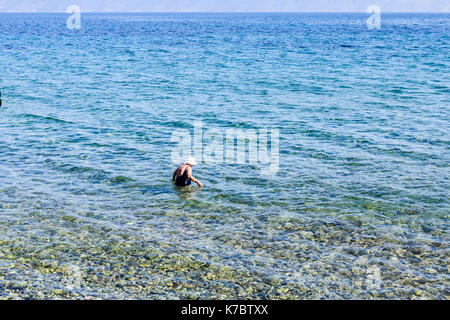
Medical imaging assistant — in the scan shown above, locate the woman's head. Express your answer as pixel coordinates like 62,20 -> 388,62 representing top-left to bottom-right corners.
184,157 -> 197,166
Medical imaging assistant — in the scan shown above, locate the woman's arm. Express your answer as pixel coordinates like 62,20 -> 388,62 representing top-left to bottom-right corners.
172,170 -> 177,182
186,167 -> 203,187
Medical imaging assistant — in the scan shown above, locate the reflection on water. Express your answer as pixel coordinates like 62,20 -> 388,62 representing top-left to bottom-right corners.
174,185 -> 202,200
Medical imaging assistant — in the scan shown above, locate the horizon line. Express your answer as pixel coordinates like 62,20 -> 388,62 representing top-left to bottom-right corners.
1,11 -> 449,14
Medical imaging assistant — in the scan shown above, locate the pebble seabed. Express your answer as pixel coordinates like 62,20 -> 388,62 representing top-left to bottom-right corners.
0,196 -> 448,300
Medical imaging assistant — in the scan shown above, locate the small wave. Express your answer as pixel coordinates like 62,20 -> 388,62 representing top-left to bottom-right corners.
18,113 -> 74,124
109,176 -> 135,184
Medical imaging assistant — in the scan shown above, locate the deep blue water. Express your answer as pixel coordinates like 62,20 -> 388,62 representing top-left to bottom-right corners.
0,13 -> 449,299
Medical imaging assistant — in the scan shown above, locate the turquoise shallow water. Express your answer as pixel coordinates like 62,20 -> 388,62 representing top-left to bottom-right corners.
0,13 -> 449,299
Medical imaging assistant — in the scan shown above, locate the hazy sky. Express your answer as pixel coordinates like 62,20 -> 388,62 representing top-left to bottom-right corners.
0,0 -> 449,13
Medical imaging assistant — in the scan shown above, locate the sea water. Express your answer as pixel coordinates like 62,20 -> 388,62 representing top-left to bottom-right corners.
0,13 -> 448,299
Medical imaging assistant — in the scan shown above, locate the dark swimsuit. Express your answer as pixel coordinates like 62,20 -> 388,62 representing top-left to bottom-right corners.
174,167 -> 191,187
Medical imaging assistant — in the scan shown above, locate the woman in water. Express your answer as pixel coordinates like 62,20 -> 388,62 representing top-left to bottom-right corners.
172,157 -> 203,187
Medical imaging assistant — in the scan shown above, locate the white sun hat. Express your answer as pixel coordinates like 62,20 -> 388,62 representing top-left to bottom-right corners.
185,157 -> 197,166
